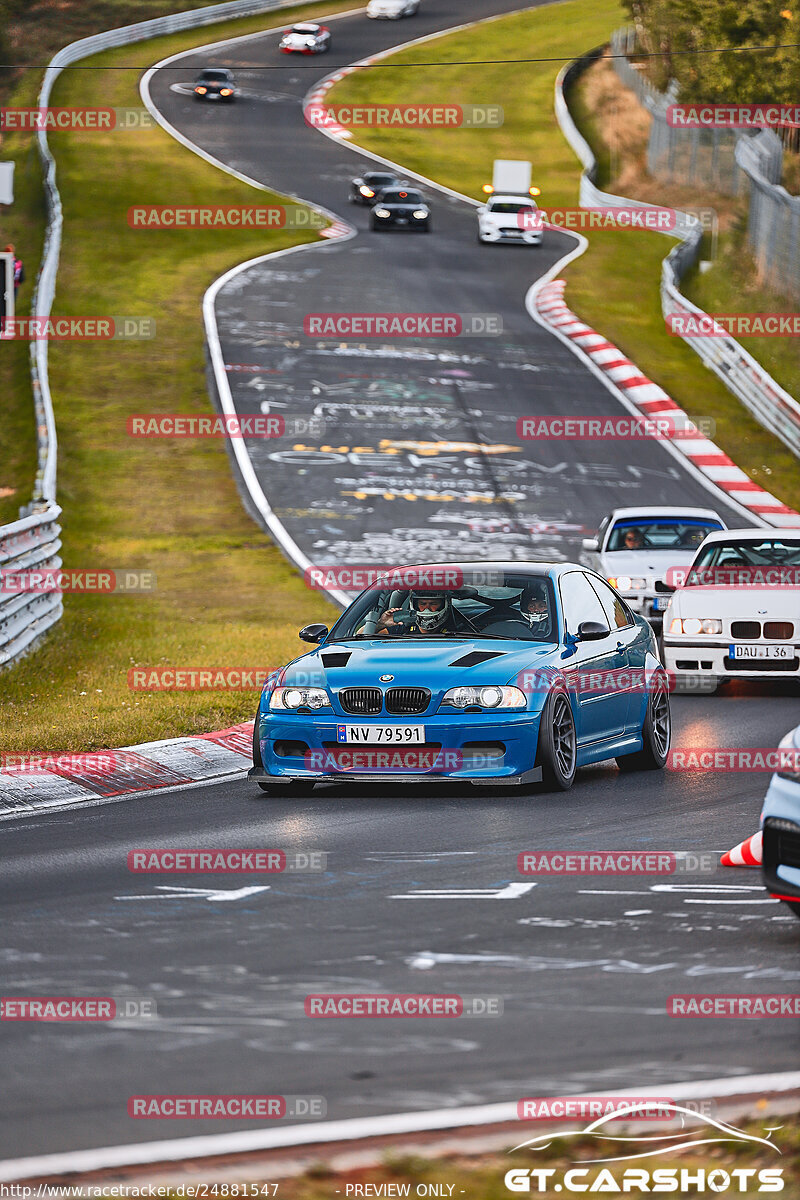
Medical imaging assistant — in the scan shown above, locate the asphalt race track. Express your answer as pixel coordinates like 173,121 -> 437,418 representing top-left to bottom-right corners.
146,0 -> 755,574
2,0 -> 798,1167
3,690 -> 800,1159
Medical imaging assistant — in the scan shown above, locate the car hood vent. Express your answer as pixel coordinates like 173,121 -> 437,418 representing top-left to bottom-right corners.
321,652 -> 351,668
449,650 -> 506,668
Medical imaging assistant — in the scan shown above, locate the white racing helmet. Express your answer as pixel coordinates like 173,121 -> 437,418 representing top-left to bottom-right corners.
409,589 -> 452,632
520,582 -> 549,629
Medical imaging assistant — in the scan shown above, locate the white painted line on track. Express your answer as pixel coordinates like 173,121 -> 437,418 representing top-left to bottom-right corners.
2,1073 -> 798,1181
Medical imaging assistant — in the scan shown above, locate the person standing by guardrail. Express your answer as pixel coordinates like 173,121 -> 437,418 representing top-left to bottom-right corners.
1,242 -> 23,334
5,242 -> 24,296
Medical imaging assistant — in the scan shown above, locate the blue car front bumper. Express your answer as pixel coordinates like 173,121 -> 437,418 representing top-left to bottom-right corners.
249,710 -> 543,786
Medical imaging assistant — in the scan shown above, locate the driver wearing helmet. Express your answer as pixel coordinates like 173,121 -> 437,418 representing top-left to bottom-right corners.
374,589 -> 468,636
518,582 -> 552,637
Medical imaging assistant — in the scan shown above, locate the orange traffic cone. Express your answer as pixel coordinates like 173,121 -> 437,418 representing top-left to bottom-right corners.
720,830 -> 763,867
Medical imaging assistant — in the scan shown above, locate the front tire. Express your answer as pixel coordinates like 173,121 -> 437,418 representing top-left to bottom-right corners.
536,688 -> 577,791
617,674 -> 670,771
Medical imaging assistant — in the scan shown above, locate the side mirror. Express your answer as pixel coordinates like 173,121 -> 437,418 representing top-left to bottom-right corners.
577,620 -> 609,641
654,580 -> 676,594
299,623 -> 328,643
581,537 -> 599,552
477,205 -> 487,215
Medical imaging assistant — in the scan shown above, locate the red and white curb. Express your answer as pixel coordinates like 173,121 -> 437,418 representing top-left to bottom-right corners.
533,280 -> 800,529
0,722 -> 253,816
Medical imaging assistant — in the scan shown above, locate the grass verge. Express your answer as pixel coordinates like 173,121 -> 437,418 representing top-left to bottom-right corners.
572,56 -> 800,453
325,2 -> 800,512
0,2 -> 356,753
206,1116 -> 800,1199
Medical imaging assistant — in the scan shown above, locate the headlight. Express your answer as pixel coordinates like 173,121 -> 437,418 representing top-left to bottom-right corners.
777,730 -> 800,782
359,185 -> 374,197
668,618 -> 722,635
412,209 -> 427,219
374,208 -> 391,218
440,685 -> 526,710
305,37 -> 317,45
270,686 -> 331,710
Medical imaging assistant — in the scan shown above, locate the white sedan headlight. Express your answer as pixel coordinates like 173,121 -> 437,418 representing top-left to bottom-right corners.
412,209 -> 428,219
374,208 -> 391,218
668,617 -> 722,635
440,685 -> 526,710
607,575 -> 647,591
270,686 -> 331,710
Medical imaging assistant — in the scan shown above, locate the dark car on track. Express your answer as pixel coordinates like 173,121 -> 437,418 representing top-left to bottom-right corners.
193,68 -> 236,102
349,171 -> 403,205
371,187 -> 431,232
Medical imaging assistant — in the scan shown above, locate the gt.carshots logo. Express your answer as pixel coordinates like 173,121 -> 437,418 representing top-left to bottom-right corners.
505,1105 -> 784,1192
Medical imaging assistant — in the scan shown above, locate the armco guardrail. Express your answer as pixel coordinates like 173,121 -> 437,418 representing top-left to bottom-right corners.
2,0 -> 312,669
555,47 -> 800,462
0,509 -> 63,667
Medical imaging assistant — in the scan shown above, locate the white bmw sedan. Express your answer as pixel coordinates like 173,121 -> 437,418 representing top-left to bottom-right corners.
367,0 -> 419,15
581,506 -> 725,628
662,528 -> 800,688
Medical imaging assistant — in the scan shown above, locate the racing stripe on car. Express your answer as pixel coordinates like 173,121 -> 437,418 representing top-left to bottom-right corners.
534,279 -> 800,528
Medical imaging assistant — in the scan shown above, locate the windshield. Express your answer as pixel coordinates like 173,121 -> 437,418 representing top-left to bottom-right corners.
490,201 -> 535,213
327,571 -> 558,642
380,190 -> 423,204
292,25 -> 318,32
685,539 -> 800,584
607,517 -> 722,552
366,174 -> 397,186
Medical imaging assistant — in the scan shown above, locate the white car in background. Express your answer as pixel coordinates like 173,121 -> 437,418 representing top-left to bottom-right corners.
477,194 -> 543,245
581,506 -> 726,628
761,722 -> 800,919
662,528 -> 800,689
279,22 -> 331,53
367,0 -> 419,15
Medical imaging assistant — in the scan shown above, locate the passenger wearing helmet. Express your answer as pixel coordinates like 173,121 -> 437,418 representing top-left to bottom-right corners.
520,583 -> 551,633
374,589 -> 469,636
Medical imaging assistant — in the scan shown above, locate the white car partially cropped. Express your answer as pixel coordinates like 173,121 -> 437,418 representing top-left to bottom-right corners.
761,723 -> 800,919
367,0 -> 419,16
662,528 -> 800,688
581,507 -> 726,627
477,195 -> 543,245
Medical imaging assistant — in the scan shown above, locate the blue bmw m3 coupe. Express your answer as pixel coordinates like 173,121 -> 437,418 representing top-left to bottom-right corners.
249,562 -> 671,794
